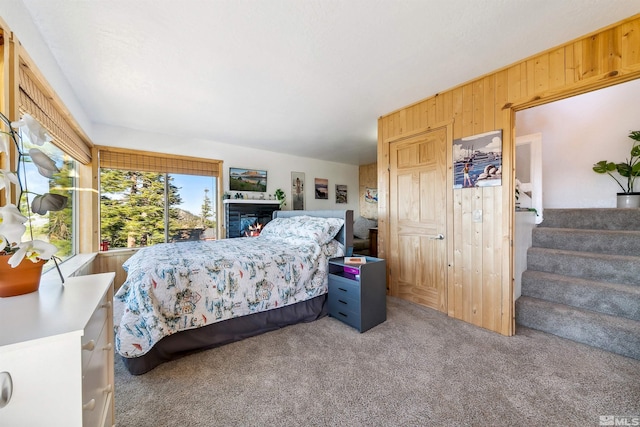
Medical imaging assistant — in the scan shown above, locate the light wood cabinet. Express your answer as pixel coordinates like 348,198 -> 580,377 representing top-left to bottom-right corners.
0,272 -> 115,427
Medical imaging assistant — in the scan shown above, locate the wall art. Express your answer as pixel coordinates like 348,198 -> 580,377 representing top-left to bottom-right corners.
291,171 -> 305,210
314,178 -> 328,199
365,187 -> 378,204
453,130 -> 502,189
335,184 -> 347,203
229,167 -> 267,192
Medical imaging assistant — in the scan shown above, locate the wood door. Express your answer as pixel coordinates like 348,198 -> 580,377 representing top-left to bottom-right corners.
389,127 -> 448,312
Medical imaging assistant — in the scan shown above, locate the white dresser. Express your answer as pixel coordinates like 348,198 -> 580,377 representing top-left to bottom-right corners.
0,272 -> 115,427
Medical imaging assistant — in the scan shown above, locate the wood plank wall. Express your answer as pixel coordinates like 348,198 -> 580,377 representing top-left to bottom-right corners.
359,163 -> 378,219
377,15 -> 640,336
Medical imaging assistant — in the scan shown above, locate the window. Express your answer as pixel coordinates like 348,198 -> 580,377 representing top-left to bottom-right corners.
98,148 -> 221,249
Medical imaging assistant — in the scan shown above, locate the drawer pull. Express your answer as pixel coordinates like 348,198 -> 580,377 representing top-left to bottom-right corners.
338,312 -> 348,318
103,343 -> 113,351
338,287 -> 347,292
101,301 -> 112,309
82,399 -> 96,411
82,340 -> 96,351
338,299 -> 347,305
0,371 -> 12,409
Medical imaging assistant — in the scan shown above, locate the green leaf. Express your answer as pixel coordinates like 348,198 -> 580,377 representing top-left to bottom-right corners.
592,161 -> 616,174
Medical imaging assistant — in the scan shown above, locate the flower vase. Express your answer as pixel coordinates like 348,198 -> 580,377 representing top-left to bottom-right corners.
0,255 -> 45,297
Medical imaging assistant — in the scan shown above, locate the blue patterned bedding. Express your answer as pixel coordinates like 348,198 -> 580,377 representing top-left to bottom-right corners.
114,216 -> 344,358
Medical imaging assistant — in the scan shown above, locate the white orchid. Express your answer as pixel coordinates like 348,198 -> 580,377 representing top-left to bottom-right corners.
11,113 -> 52,146
8,239 -> 57,268
0,168 -> 19,191
0,112 -> 66,269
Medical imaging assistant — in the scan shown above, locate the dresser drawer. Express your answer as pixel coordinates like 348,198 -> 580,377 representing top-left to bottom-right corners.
82,293 -> 110,361
82,319 -> 112,427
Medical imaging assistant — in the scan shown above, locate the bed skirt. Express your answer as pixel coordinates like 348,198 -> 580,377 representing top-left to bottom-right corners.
121,294 -> 328,375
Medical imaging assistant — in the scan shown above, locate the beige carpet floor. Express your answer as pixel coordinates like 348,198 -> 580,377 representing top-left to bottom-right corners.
114,296 -> 640,426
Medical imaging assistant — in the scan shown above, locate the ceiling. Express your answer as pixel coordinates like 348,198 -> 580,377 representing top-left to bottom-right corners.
20,1 -> 640,165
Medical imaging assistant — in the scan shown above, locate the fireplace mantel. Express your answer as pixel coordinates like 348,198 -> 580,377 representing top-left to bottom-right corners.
223,199 -> 280,205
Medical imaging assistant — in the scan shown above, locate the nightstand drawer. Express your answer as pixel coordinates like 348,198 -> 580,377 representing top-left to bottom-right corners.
328,305 -> 360,330
327,290 -> 360,315
328,274 -> 361,300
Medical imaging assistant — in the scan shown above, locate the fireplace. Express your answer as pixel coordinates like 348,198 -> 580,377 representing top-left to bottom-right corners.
224,200 -> 280,238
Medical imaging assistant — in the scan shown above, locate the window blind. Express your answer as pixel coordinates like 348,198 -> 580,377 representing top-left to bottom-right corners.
98,147 -> 221,177
18,65 -> 92,164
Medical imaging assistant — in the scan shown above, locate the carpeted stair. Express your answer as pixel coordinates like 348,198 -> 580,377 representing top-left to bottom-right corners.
516,208 -> 640,360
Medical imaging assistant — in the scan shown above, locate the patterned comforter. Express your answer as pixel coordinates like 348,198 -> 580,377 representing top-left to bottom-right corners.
114,216 -> 344,358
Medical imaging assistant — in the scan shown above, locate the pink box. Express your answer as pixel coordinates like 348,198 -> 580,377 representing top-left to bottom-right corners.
343,266 -> 360,275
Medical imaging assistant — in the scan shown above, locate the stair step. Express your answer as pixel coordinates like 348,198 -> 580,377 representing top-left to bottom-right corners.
527,247 -> 640,285
515,296 -> 640,360
521,270 -> 640,321
532,227 -> 640,256
540,208 -> 640,230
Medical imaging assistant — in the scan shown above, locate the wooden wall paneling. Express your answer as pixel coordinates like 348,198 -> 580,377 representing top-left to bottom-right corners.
534,53 -> 550,94
427,97 -> 436,128
377,118 -> 388,263
461,83 -> 474,137
359,163 -> 378,219
565,42 -> 578,86
444,123 -> 454,316
91,250 -> 136,291
581,34 -> 600,80
602,27 -> 622,74
379,14 -> 640,337
621,20 -> 640,71
470,188 -> 483,327
472,79 -> 484,134
549,47 -> 566,90
483,75 -> 495,130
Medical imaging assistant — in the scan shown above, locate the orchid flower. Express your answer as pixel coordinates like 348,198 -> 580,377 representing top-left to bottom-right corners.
11,113 -> 52,146
8,239 -> 57,267
0,168 -> 19,190
0,112 -> 64,270
29,148 -> 60,178
31,193 -> 68,215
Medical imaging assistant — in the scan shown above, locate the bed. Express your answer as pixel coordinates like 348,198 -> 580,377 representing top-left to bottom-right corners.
114,209 -> 353,374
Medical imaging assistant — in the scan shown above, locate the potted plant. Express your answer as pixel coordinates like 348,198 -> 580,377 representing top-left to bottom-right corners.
274,188 -> 286,207
0,112 -> 67,297
592,130 -> 640,208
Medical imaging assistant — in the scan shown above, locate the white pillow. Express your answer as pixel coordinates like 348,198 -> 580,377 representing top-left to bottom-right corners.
260,216 -> 344,244
353,216 -> 377,240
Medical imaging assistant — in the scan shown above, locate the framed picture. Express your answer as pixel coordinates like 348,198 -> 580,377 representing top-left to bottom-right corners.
453,130 -> 503,189
336,184 -> 347,203
291,171 -> 305,210
315,178 -> 328,199
229,167 -> 267,192
365,187 -> 378,204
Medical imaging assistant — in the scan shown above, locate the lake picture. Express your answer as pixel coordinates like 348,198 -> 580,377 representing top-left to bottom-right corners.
453,130 -> 502,189
315,178 -> 328,199
229,168 -> 267,192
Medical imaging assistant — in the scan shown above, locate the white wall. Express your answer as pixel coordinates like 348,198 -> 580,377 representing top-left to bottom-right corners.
2,5 -> 360,215
516,79 -> 640,208
1,1 -> 93,138
93,124 -> 360,213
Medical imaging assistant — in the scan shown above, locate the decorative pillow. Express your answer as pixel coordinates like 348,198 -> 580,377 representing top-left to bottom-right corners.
260,216 -> 345,245
353,216 -> 377,240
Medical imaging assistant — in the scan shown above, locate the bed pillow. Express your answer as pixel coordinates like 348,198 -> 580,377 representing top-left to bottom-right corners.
260,215 -> 345,244
353,216 -> 377,240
